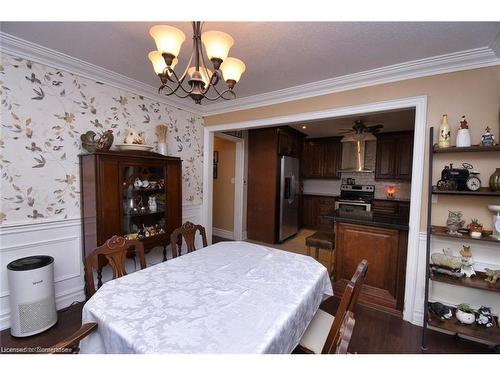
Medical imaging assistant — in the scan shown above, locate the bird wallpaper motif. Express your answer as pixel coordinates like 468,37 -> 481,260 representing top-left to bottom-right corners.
0,52 -> 204,225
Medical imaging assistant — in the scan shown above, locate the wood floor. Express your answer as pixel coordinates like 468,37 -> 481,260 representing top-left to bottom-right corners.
0,295 -> 496,353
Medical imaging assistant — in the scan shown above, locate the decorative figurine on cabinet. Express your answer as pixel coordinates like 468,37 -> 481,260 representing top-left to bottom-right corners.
480,126 -> 495,147
484,268 -> 500,284
476,306 -> 494,328
459,245 -> 475,277
446,211 -> 465,235
429,302 -> 453,320
456,115 -> 471,147
81,129 -> 114,152
148,196 -> 157,212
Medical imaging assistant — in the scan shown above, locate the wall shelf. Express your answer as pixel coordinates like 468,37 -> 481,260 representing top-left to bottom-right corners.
430,272 -> 500,293
422,127 -> 500,351
428,314 -> 500,344
431,187 -> 500,196
433,144 -> 500,153
431,225 -> 499,244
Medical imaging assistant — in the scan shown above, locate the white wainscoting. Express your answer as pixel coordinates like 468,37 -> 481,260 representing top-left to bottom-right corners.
0,203 -> 202,330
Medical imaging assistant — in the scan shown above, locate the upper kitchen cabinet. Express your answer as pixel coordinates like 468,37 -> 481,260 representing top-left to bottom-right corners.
277,127 -> 304,158
302,137 -> 342,179
375,131 -> 414,181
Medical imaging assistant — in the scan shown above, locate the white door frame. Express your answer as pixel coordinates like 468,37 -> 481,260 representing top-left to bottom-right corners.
202,95 -> 428,323
212,132 -> 245,241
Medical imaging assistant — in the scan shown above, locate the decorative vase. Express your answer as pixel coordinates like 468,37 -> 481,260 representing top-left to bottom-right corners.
148,196 -> 157,212
157,142 -> 168,156
456,309 -> 475,324
438,114 -> 451,148
490,168 -> 500,191
456,128 -> 471,147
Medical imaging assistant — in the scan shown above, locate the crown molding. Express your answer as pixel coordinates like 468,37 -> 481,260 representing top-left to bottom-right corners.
202,46 -> 500,116
2,31 -> 499,119
0,32 -> 203,116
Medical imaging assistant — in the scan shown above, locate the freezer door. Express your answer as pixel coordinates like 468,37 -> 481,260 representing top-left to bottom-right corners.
279,156 -> 300,241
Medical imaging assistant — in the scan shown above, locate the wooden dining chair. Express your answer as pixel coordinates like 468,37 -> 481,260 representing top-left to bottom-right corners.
48,322 -> 98,354
297,259 -> 368,354
85,235 -> 146,298
333,311 -> 356,354
170,221 -> 208,258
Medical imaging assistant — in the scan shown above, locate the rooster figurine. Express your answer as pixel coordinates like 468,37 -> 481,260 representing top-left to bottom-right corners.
81,130 -> 114,153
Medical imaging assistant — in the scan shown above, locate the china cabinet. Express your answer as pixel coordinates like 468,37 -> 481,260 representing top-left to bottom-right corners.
80,150 -> 182,295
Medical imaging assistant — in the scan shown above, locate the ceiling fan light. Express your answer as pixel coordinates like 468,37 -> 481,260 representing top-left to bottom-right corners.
149,25 -> 186,58
220,57 -> 246,85
202,30 -> 234,62
148,51 -> 178,75
187,66 -> 213,87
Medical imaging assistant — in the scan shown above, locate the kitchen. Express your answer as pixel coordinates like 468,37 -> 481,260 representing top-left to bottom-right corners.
246,107 -> 415,316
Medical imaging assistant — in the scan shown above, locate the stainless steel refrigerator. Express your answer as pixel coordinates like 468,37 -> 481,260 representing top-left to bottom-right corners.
278,156 -> 300,242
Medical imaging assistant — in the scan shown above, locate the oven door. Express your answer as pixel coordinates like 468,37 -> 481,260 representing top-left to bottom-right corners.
335,200 -> 371,212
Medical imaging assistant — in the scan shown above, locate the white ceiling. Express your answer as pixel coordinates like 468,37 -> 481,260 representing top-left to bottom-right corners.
287,108 -> 416,138
1,22 -> 499,103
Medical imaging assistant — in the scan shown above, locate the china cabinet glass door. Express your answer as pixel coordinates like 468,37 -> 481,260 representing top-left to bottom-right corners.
121,164 -> 167,240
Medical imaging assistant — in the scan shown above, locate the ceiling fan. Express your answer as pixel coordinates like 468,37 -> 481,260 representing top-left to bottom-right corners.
338,119 -> 384,140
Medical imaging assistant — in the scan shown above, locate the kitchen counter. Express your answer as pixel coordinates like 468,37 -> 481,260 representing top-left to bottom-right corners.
373,197 -> 410,203
330,209 -> 409,231
332,209 -> 409,316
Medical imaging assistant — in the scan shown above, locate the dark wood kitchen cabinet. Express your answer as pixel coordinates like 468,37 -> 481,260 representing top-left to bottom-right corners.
372,199 -> 410,223
79,150 -> 182,268
277,127 -> 302,158
334,222 -> 408,316
302,137 -> 342,179
302,195 -> 336,231
375,131 -> 414,181
247,127 -> 304,243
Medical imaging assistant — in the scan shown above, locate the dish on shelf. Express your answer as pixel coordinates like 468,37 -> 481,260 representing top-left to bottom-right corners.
114,143 -> 153,151
488,205 -> 500,213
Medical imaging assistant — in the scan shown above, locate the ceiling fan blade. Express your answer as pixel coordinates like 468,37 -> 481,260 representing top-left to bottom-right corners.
366,124 -> 384,133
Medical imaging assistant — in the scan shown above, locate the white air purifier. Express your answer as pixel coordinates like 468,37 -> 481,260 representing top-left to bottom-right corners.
7,255 -> 57,337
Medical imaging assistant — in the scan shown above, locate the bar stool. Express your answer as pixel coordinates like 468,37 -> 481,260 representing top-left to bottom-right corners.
305,231 -> 335,275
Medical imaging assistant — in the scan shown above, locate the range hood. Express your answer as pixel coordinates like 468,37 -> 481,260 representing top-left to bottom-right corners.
340,133 -> 376,173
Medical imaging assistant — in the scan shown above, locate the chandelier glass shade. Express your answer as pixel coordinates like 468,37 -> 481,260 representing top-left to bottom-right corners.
148,22 -> 246,104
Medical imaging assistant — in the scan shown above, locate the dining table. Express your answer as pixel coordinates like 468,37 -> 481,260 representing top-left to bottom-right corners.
79,240 -> 333,354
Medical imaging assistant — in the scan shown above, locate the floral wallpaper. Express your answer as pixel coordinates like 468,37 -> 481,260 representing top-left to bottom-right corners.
0,52 -> 204,225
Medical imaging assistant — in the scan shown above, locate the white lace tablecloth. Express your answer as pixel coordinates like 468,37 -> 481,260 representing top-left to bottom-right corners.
79,241 -> 333,354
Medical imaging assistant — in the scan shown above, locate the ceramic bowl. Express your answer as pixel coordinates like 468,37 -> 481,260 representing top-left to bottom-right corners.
488,205 -> 500,214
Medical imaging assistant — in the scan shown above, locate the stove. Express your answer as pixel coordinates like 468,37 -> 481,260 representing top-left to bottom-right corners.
335,184 -> 375,212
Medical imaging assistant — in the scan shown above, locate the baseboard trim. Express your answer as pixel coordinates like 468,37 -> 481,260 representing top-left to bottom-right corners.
212,227 -> 234,240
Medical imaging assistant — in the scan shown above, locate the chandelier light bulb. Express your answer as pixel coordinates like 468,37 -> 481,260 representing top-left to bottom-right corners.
220,57 -> 246,86
149,25 -> 186,58
202,30 -> 234,64
148,51 -> 178,75
187,66 -> 213,87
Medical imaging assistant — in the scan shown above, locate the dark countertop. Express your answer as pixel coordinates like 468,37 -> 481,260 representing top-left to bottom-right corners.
326,209 -> 409,231
373,198 -> 410,203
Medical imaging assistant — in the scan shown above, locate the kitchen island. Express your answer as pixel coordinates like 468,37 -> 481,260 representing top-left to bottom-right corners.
333,209 -> 409,316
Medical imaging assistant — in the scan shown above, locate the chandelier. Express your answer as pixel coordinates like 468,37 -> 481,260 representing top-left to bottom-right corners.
148,22 -> 246,104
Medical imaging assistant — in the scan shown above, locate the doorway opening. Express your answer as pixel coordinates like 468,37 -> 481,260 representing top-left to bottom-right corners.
203,96 -> 427,324
212,132 -> 245,241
